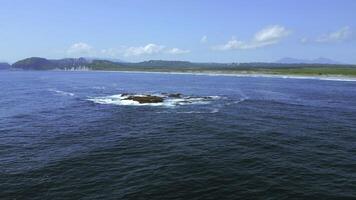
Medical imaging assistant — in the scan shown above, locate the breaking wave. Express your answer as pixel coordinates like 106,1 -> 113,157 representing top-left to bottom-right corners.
87,93 -> 221,107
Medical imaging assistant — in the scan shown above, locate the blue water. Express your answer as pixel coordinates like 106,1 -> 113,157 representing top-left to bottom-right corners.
1,71 -> 356,199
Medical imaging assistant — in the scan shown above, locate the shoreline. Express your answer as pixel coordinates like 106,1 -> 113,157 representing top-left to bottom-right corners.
5,69 -> 356,82
86,70 -> 356,82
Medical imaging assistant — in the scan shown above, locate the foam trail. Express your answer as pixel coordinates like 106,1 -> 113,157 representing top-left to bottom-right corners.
49,89 -> 75,97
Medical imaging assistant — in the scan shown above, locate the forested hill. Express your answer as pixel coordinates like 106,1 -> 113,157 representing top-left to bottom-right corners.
11,57 -> 356,71
11,57 -> 90,70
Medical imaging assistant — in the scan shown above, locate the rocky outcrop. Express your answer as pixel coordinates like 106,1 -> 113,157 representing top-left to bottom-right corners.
121,93 -> 181,104
123,95 -> 164,104
119,93 -> 214,104
168,93 -> 182,98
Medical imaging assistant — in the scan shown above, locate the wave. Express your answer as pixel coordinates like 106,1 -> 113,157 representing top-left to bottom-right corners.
177,108 -> 220,114
156,108 -> 220,114
92,86 -> 106,90
87,93 -> 220,107
48,89 -> 75,97
223,97 -> 248,106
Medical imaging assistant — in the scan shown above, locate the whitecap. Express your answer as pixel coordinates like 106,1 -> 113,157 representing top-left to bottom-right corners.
211,108 -> 219,113
92,86 -> 106,90
87,93 -> 220,107
225,97 -> 248,105
234,98 -> 248,104
208,96 -> 222,100
48,89 -> 75,97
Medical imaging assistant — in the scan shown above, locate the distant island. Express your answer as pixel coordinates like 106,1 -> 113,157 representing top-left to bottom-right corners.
3,57 -> 356,77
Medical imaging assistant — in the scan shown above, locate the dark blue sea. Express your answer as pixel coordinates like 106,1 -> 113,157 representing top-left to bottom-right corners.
1,71 -> 356,199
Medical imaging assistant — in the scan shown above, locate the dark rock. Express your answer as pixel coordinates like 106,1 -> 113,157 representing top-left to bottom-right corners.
121,93 -> 134,96
179,100 -> 192,104
168,93 -> 182,98
124,95 -> 164,104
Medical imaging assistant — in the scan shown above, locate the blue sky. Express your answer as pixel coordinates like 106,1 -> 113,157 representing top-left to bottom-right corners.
1,0 -> 356,63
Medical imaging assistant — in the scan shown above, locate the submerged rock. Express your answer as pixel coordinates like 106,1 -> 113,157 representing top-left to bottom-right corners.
124,95 -> 164,104
88,92 -> 220,106
121,93 -> 182,104
121,93 -> 134,96
167,93 -> 182,98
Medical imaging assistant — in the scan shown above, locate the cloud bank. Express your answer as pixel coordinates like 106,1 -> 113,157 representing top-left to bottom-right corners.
67,43 -> 190,58
214,25 -> 291,50
124,44 -> 165,57
302,26 -> 353,43
67,42 -> 94,55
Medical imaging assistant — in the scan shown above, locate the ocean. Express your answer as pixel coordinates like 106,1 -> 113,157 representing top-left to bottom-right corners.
1,71 -> 356,199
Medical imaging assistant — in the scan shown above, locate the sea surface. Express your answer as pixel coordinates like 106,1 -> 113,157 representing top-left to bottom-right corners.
1,71 -> 356,199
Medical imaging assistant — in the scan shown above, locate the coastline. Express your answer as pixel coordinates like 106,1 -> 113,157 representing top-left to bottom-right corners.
4,69 -> 356,82
86,69 -> 356,82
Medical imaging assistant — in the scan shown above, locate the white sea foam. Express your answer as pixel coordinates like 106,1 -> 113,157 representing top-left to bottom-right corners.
223,97 -> 248,106
234,98 -> 248,104
48,89 -> 75,96
87,93 -> 219,107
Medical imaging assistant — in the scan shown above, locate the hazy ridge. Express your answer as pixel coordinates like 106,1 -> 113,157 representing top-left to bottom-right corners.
5,57 -> 356,77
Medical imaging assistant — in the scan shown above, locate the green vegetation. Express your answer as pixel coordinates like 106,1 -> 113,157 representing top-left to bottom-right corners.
87,61 -> 356,77
259,67 -> 356,76
10,57 -> 356,77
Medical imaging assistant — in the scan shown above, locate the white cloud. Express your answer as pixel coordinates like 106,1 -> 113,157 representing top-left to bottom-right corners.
67,42 -> 94,55
213,25 -> 291,50
254,25 -> 290,43
167,48 -> 190,54
124,43 -> 165,57
316,26 -> 352,43
100,48 -> 121,57
66,42 -> 190,58
200,35 -> 208,43
214,37 -> 243,50
123,43 -> 190,56
300,37 -> 308,43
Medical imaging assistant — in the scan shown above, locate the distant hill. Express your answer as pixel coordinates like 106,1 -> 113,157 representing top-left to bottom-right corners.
83,57 -> 126,63
11,57 -> 355,71
276,57 -> 341,64
11,58 -> 239,71
136,60 -> 193,67
132,60 -> 244,69
12,57 -> 91,70
0,62 -> 11,70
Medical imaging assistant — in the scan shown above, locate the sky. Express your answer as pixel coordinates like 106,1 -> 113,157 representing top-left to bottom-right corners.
0,0 -> 356,63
